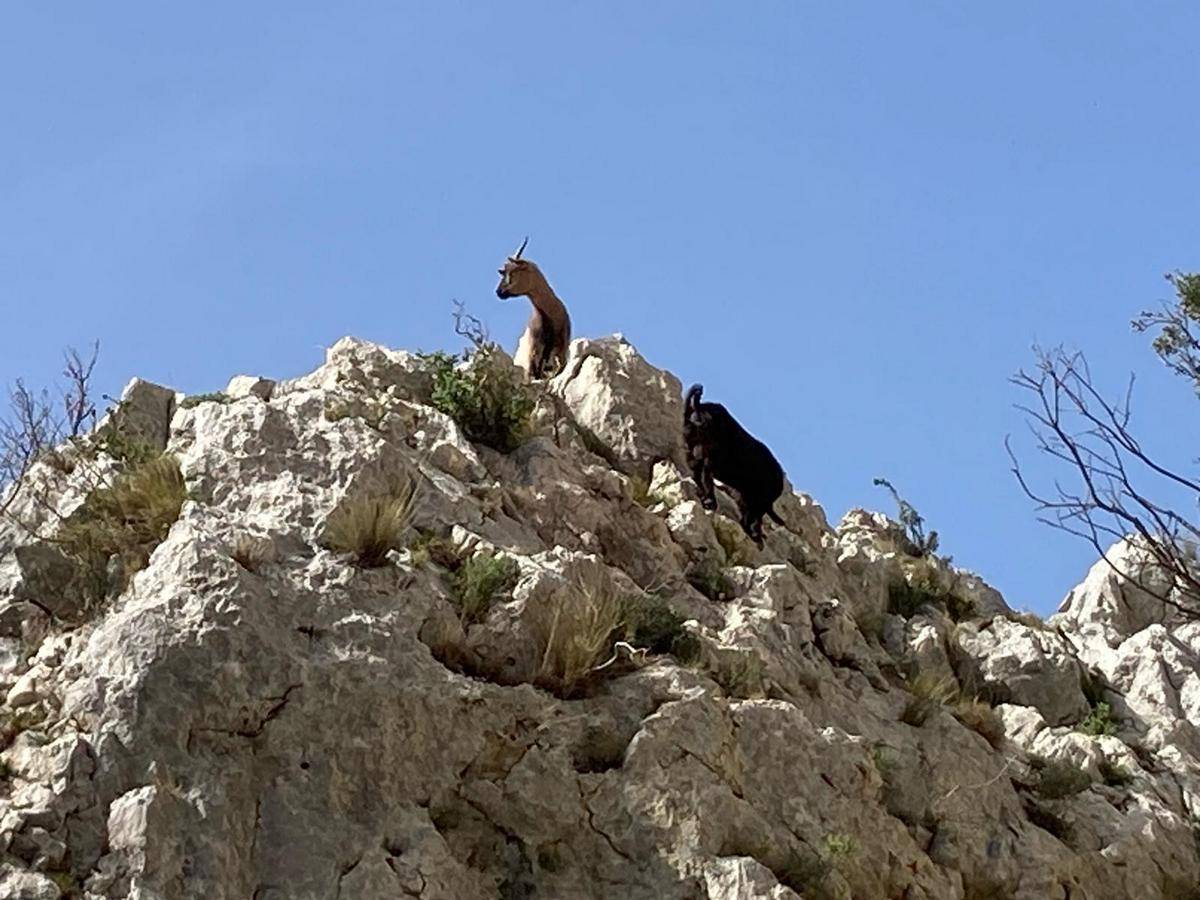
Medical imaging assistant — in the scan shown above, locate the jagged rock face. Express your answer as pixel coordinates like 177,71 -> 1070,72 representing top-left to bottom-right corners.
0,336 -> 1198,899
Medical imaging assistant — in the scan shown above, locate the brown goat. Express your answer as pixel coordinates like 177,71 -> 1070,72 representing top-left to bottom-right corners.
495,237 -> 572,379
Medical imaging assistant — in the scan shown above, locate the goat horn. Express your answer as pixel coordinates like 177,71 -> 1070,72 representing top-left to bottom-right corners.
512,236 -> 529,260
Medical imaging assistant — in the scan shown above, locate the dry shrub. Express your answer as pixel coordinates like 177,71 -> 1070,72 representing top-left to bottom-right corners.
953,697 -> 1006,749
901,674 -> 959,726
323,477 -> 417,568
532,571 -> 624,697
230,534 -> 272,573
56,454 -> 187,609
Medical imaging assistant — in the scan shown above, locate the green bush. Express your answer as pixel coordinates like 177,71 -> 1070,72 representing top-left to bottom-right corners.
323,478 -> 418,568
56,454 -> 187,608
1079,701 -> 1120,737
451,553 -> 520,625
423,347 -> 535,453
888,560 -> 973,622
1099,758 -> 1134,787
1031,756 -> 1092,799
178,392 -> 230,410
622,593 -> 699,661
687,555 -> 735,602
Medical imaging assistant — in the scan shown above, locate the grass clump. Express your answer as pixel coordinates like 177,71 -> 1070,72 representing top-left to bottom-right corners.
531,572 -> 625,698
888,560 -> 974,622
55,454 -> 187,608
900,672 -> 1006,746
687,555 -> 735,602
1078,701 -> 1120,737
423,347 -> 535,453
953,697 -> 1006,749
1099,758 -> 1134,788
1030,756 -> 1092,799
621,593 -> 701,662
178,392 -> 230,410
322,478 -> 417,568
901,674 -> 959,726
230,535 -> 271,573
450,553 -> 520,625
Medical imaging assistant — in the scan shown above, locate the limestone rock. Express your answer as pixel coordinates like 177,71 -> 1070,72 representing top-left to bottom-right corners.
224,374 -> 276,401
0,334 -> 1195,899
552,335 -> 688,478
956,618 -> 1090,726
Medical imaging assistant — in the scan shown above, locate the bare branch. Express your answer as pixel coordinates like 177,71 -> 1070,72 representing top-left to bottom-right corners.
0,343 -> 101,519
1008,345 -> 1200,618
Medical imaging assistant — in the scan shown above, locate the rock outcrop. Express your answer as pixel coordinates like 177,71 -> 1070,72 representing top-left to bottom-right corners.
0,335 -> 1197,899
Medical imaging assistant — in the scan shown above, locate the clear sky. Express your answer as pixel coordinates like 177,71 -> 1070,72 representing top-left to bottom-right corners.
3,3 -> 1199,614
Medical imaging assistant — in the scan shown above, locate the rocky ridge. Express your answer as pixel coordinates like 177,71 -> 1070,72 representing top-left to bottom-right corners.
0,334 -> 1197,899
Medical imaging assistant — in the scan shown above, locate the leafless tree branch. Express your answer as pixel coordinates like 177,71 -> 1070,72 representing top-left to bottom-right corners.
1008,345 -> 1200,618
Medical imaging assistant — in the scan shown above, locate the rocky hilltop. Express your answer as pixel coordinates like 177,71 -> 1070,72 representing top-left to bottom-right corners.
0,336 -> 1197,900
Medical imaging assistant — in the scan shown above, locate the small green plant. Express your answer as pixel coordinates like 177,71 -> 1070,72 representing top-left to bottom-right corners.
887,559 -> 973,622
1079,701 -> 1120,737
55,454 -> 187,608
871,743 -> 899,778
423,345 -> 535,453
823,832 -> 857,859
409,530 -> 464,571
628,475 -> 654,508
1030,756 -> 1092,799
621,593 -> 700,662
46,870 -> 78,897
450,553 -> 520,625
531,573 -> 625,697
178,392 -> 230,410
1099,758 -> 1134,788
687,554 -> 735,602
901,673 -> 959,726
874,477 -> 939,556
322,478 -> 418,568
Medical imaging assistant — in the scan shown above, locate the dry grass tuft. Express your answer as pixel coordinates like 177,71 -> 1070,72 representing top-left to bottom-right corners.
56,454 -> 187,609
323,477 -> 418,568
532,572 -> 625,698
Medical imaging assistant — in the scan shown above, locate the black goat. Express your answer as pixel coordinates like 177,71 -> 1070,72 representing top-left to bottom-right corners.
683,384 -> 785,545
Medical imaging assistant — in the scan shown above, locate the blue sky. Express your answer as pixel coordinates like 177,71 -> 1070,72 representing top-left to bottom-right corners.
3,3 -> 1198,613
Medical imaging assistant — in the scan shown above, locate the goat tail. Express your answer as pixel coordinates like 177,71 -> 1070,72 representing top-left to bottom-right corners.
767,506 -> 786,527
685,383 -> 704,414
